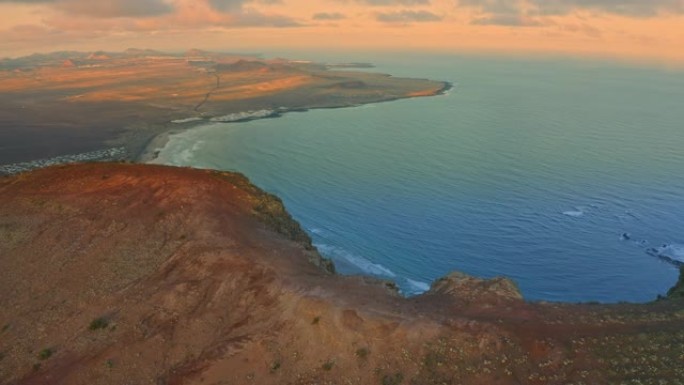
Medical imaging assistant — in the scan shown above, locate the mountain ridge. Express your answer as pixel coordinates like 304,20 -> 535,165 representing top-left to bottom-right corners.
1,163 -> 682,384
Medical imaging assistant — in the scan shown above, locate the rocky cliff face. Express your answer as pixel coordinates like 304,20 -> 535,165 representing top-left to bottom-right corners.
0,164 -> 683,385
668,267 -> 684,299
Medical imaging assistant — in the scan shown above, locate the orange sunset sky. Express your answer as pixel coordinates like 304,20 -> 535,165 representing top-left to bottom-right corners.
0,0 -> 682,63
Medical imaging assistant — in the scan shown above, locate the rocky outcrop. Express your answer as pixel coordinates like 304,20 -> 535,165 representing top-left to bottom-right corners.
428,271 -> 523,302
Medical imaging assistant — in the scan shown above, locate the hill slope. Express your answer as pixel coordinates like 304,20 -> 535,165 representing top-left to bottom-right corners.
0,164 -> 682,384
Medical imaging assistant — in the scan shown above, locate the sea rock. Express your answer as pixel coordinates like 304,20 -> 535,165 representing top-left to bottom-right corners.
428,271 -> 523,302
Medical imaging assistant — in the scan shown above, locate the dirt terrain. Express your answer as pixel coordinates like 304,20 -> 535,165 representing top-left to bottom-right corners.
0,163 -> 682,385
0,50 -> 448,164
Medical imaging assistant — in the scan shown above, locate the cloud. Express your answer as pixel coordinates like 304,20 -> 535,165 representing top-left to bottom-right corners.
459,0 -> 516,14
201,0 -> 300,27
206,0 -> 247,12
0,22 -> 109,50
528,0 -> 684,17
312,12 -> 346,20
58,0 -> 173,17
471,14 -> 542,26
0,0 -> 300,27
0,0 -> 174,17
0,0 -> 53,3
230,10 -> 302,27
558,21 -> 602,37
460,0 -> 684,23
359,0 -> 430,4
376,9 -> 442,22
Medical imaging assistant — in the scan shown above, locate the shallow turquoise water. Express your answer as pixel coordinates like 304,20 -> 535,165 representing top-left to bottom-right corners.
154,54 -> 684,302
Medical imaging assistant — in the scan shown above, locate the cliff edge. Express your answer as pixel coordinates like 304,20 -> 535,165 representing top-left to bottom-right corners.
1,164 -> 682,385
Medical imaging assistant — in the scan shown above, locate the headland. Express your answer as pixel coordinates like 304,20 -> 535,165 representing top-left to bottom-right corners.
0,163 -> 682,384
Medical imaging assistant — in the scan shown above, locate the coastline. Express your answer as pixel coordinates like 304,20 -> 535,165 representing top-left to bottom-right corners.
135,126 -> 182,163
136,80 -> 453,163
1,49 -> 453,168
4,50 -> 684,383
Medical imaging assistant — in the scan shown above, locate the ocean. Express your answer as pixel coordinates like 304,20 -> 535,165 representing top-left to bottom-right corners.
152,54 -> 684,303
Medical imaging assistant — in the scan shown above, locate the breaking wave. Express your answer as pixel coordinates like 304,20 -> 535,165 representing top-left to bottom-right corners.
315,243 -> 396,278
405,278 -> 430,294
647,244 -> 684,266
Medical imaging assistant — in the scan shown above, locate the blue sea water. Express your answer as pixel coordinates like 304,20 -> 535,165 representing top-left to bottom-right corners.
153,54 -> 684,303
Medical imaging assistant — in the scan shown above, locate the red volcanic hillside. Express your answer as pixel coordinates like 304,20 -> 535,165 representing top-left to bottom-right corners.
0,163 -> 683,385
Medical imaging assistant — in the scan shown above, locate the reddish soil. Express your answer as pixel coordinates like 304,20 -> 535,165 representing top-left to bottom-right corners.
0,163 -> 682,385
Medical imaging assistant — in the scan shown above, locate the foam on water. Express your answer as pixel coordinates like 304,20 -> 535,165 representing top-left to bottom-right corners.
353,104 -> 376,110
171,117 -> 203,124
174,140 -> 205,165
405,278 -> 431,294
562,210 -> 584,217
441,82 -> 457,96
210,110 -> 277,123
563,205 -> 592,218
315,244 -> 397,278
649,244 -> 684,265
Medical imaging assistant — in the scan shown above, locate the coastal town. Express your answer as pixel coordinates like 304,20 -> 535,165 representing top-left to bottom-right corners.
0,147 -> 127,176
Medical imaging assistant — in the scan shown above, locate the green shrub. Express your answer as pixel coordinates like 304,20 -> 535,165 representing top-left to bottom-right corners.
322,360 -> 334,371
382,373 -> 404,385
38,348 -> 53,360
355,348 -> 369,359
89,317 -> 109,331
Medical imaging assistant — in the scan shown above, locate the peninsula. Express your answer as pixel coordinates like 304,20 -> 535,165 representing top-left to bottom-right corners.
0,49 -> 449,168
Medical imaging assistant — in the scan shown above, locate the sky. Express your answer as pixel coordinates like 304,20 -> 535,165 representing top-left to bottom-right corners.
0,0 -> 682,63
